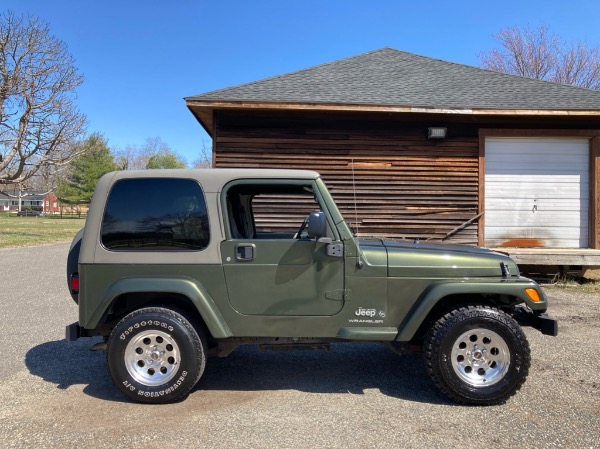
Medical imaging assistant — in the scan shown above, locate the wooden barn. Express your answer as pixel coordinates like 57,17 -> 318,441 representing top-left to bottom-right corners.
186,48 -> 600,267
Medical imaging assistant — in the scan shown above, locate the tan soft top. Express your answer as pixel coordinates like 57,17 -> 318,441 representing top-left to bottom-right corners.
98,168 -> 321,193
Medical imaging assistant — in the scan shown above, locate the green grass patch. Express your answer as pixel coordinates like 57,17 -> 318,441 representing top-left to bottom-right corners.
0,214 -> 85,248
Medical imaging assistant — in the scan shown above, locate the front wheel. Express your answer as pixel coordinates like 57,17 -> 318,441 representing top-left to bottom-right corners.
425,305 -> 530,405
107,307 -> 206,404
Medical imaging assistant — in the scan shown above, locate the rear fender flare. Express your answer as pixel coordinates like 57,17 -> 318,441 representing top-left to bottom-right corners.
86,277 -> 233,339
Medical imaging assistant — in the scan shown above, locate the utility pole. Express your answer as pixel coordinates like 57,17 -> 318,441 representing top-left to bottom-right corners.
18,182 -> 22,212
17,182 -> 31,212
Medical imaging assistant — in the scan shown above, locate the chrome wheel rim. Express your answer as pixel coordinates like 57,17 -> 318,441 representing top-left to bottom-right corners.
124,330 -> 181,386
450,328 -> 510,387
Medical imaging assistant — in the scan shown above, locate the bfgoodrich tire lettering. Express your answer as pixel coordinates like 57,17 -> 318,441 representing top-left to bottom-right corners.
425,305 -> 531,405
107,307 -> 206,404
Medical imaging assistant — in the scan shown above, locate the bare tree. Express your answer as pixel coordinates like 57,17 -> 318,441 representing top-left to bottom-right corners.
554,41 -> 600,90
0,12 -> 87,193
192,140 -> 213,169
114,137 -> 190,170
114,144 -> 144,170
27,163 -> 55,192
479,24 -> 600,90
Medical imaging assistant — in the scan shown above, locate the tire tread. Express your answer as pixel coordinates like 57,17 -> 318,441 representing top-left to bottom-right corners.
424,305 -> 531,405
107,306 -> 207,404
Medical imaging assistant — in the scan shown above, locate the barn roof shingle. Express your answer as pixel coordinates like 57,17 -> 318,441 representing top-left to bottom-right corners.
186,47 -> 600,110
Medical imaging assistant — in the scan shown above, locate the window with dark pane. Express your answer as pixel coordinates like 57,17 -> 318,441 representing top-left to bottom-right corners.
101,178 -> 209,251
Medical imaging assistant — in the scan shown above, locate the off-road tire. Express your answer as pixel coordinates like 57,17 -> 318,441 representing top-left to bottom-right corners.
425,305 -> 530,405
107,307 -> 206,404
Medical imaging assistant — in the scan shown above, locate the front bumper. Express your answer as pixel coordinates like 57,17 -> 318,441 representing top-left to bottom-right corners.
514,308 -> 558,336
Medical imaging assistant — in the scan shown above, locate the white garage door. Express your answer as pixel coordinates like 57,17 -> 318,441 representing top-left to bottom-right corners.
485,137 -> 589,248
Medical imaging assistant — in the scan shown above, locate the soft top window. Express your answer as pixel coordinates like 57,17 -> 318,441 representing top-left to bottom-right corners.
101,178 -> 209,251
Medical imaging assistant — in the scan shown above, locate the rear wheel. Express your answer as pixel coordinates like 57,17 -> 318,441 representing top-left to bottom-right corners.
107,307 -> 206,403
425,305 -> 530,405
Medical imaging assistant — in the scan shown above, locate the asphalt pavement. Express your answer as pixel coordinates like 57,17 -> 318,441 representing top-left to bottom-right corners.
0,242 -> 598,448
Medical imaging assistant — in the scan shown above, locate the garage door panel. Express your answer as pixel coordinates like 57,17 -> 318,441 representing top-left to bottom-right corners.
486,137 -> 589,151
486,237 -> 586,248
487,226 -> 587,248
487,167 -> 588,175
487,151 -> 588,160
487,226 -> 587,239
486,211 -> 588,227
486,175 -> 588,183
486,201 -> 584,212
485,137 -> 589,249
486,150 -> 588,162
486,155 -> 588,164
485,184 -> 587,199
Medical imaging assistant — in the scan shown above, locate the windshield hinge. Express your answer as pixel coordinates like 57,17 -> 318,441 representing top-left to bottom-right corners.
326,243 -> 343,257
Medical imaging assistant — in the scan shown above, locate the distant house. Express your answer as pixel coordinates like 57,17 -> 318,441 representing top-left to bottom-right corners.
186,47 -> 600,266
0,192 -> 59,213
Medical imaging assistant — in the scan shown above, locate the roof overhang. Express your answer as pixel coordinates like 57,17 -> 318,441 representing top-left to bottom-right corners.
186,100 -> 600,137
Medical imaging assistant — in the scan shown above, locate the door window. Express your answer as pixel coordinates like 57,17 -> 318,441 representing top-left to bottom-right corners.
225,183 -> 330,240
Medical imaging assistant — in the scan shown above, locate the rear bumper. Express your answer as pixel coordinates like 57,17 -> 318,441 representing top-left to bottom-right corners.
65,322 -> 81,341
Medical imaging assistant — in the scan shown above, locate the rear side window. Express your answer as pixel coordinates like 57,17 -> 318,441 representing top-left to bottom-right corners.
101,178 -> 209,251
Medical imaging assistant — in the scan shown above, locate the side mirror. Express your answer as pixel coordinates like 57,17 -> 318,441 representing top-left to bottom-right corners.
307,211 -> 327,238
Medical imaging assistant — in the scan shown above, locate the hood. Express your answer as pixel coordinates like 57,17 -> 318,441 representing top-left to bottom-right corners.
359,239 -> 519,278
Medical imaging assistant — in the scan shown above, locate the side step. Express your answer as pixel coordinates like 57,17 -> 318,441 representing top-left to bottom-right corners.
259,343 -> 331,352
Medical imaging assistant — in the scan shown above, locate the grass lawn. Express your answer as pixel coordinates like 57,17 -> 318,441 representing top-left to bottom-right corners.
0,214 -> 85,248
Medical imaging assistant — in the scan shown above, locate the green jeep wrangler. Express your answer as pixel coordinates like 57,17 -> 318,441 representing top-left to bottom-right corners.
65,169 -> 557,405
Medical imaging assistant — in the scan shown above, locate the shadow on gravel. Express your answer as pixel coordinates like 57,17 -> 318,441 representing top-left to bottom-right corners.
26,340 -> 450,405
25,338 -> 123,402
196,343 -> 450,405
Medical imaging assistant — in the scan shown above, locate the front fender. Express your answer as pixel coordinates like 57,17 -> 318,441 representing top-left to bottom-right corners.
395,277 -> 547,342
85,276 -> 233,339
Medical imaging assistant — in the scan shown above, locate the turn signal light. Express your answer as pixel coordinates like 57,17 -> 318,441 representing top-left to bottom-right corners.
525,288 -> 540,302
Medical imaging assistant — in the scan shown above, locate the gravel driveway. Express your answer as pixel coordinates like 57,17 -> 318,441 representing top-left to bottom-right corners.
0,242 -> 598,448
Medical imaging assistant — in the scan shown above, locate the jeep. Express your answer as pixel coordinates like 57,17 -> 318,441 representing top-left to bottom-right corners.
65,169 -> 557,405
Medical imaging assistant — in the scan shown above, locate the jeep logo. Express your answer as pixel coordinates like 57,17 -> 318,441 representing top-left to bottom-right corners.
355,307 -> 377,317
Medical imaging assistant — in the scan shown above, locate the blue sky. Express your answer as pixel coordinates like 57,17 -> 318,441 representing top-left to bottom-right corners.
3,0 -> 600,165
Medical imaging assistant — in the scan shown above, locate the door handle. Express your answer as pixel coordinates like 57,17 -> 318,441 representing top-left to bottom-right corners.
235,243 -> 255,261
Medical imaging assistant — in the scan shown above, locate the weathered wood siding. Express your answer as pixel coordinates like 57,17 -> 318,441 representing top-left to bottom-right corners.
214,112 -> 480,245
